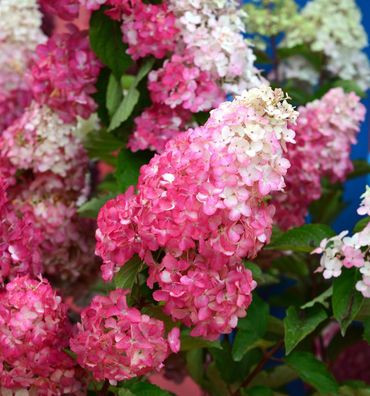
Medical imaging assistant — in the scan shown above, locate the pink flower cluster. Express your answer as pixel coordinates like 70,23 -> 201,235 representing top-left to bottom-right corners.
96,87 -> 297,339
0,180 -> 42,284
70,289 -> 180,383
313,186 -> 370,298
0,276 -> 84,395
273,88 -> 366,230
149,53 -> 224,113
29,25 -> 101,123
128,104 -> 192,153
121,2 -> 179,61
39,0 -> 80,21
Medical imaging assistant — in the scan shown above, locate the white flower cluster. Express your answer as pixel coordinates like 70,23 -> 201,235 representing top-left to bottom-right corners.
168,0 -> 262,94
281,0 -> 370,90
313,186 -> 370,298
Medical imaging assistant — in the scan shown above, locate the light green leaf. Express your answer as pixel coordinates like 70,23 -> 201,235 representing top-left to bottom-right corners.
106,74 -> 123,116
114,255 -> 143,290
84,128 -> 123,164
180,332 -> 221,351
284,306 -> 327,355
118,390 -> 135,396
136,58 -> 156,83
286,351 -> 339,394
109,85 -> 140,131
301,287 -> 333,309
332,269 -> 364,335
77,194 -> 116,219
124,382 -> 173,396
250,365 -> 298,389
89,8 -> 133,78
354,217 -> 370,233
266,224 -> 335,253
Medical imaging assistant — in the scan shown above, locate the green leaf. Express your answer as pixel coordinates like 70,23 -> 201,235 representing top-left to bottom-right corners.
332,80 -> 366,98
186,349 -> 204,385
84,128 -> 123,164
266,224 -> 335,253
108,58 -> 155,131
180,332 -> 221,351
118,390 -> 135,396
278,45 -> 323,71
348,160 -> 370,179
354,217 -> 370,233
232,296 -> 269,361
241,386 -> 273,396
89,8 -> 133,78
109,85 -> 140,131
273,255 -> 309,279
286,351 -> 339,394
204,363 -> 230,396
332,269 -> 364,336
114,255 -> 143,290
284,305 -> 327,355
106,74 -> 123,116
363,317 -> 370,344
115,148 -> 152,192
77,194 -> 116,218
250,365 -> 298,389
301,287 -> 333,309
124,382 -> 173,396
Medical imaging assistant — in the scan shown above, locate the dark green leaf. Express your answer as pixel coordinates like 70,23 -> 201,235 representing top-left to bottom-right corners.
118,390 -> 135,396
115,148 -> 151,192
84,128 -> 123,164
286,351 -> 339,394
273,255 -> 309,278
332,269 -> 364,335
241,386 -> 273,396
90,8 -> 133,78
348,160 -> 370,179
354,217 -> 370,233
77,194 -> 116,218
363,317 -> 370,344
186,349 -> 204,385
266,224 -> 335,253
284,305 -> 327,354
250,365 -> 298,389
233,296 -> 269,361
124,382 -> 173,396
106,74 -> 123,116
114,255 -> 143,290
204,363 -> 230,396
180,332 -> 221,351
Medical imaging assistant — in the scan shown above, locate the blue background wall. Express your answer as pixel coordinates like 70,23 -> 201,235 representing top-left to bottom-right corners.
243,0 -> 369,232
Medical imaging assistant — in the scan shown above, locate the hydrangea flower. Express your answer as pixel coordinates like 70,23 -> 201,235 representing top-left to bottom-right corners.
29,25 -> 102,123
121,1 -> 179,60
97,86 -> 298,338
1,103 -> 89,179
70,289 -> 180,383
127,104 -> 192,153
273,88 -> 366,230
148,53 -> 225,113
39,0 -> 80,21
0,276 -> 84,395
358,186 -> 370,217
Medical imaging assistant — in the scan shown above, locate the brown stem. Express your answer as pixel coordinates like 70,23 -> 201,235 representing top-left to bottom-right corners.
232,340 -> 284,396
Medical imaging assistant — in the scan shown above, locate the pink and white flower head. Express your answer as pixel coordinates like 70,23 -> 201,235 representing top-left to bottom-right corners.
1,103 -> 89,179
274,88 -> 366,230
0,181 -> 42,284
0,276 -> 84,394
128,104 -> 192,153
70,289 -> 180,383
29,25 -> 102,123
358,186 -> 370,217
121,1 -> 179,60
96,86 -> 297,338
39,0 -> 80,21
148,53 -> 225,113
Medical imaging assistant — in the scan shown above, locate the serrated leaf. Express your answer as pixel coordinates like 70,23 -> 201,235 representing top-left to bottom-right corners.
284,305 -> 327,355
233,296 -> 269,361
77,194 -> 116,219
114,255 -> 143,290
286,351 -> 339,394
301,287 -> 333,309
106,74 -> 122,116
89,8 -> 133,78
332,269 -> 364,336
266,224 -> 335,253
